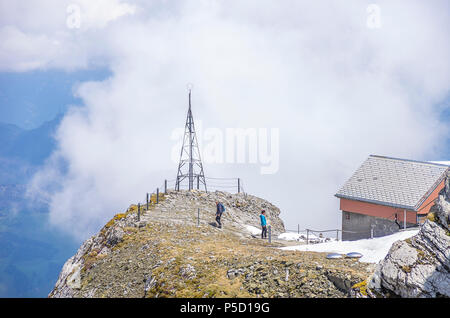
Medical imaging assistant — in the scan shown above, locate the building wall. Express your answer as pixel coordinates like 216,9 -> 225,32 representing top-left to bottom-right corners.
416,179 -> 445,215
341,211 -> 416,241
340,198 -> 417,224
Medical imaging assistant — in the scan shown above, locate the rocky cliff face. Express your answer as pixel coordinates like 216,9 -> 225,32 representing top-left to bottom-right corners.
49,190 -> 374,298
353,172 -> 450,298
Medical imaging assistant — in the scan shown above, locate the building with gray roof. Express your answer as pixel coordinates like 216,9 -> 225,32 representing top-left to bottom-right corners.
335,155 -> 449,240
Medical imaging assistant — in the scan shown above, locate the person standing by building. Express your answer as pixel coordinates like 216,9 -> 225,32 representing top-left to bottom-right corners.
260,210 -> 267,239
215,201 -> 225,228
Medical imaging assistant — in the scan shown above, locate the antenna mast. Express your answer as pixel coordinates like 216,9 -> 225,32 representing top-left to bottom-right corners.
175,87 -> 207,192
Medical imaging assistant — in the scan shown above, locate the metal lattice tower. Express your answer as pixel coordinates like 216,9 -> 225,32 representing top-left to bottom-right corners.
175,88 -> 207,192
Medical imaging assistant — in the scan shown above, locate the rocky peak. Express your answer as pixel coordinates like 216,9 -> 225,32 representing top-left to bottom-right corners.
49,190 -> 286,297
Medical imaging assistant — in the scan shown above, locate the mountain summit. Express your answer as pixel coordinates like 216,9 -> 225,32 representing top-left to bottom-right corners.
49,190 -> 374,298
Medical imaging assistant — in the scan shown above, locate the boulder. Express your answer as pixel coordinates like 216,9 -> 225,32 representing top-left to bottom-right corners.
365,172 -> 450,298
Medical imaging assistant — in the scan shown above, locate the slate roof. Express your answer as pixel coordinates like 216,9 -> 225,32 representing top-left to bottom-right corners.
335,155 -> 449,211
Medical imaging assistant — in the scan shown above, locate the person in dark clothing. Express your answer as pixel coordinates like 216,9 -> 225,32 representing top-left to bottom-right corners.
215,201 -> 225,228
260,210 -> 267,239
394,213 -> 401,229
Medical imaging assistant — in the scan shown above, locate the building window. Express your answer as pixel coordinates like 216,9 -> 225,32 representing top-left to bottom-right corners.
345,212 -> 350,220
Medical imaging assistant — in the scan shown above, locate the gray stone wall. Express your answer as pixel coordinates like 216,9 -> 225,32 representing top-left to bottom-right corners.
342,211 -> 415,241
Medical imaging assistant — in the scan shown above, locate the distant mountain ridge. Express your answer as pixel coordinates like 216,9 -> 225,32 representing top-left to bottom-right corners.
0,113 -> 61,168
0,114 -> 61,212
0,113 -> 80,298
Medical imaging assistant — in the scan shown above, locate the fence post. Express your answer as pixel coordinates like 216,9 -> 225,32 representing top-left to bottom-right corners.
146,193 -> 149,210
238,178 -> 241,193
157,188 -> 159,204
197,175 -> 200,190
164,180 -> 167,194
138,203 -> 140,221
268,225 -> 272,243
336,230 -> 339,241
306,229 -> 309,245
298,224 -> 300,234
403,209 -> 406,229
197,208 -> 200,227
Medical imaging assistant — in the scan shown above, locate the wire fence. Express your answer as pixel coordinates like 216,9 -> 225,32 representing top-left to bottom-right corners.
281,208 -> 423,243
130,176 -> 248,221
284,222 -> 420,244
164,176 -> 246,195
132,179 -> 421,242
132,185 -> 164,221
283,228 -> 345,243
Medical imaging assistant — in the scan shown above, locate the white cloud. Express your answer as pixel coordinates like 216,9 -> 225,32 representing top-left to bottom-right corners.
0,0 -> 136,71
0,26 -> 58,71
17,0 -> 450,239
71,0 -> 137,29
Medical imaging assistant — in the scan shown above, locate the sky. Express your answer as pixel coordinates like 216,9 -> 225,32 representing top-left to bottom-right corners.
0,0 -> 449,241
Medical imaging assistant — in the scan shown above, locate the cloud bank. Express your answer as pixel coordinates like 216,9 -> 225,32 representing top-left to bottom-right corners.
4,0 -> 448,239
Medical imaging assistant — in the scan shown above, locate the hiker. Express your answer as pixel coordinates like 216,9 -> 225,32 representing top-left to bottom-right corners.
260,210 -> 267,239
215,201 -> 225,228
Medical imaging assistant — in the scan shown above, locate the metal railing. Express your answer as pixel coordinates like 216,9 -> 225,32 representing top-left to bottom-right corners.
284,227 -> 382,243
164,177 -> 246,195
132,177 -> 247,221
282,228 -> 343,244
283,223 -> 421,244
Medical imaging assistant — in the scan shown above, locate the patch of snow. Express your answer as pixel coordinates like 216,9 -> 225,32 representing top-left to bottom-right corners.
278,232 -> 307,241
245,225 -> 261,236
281,229 -> 419,263
278,231 -> 335,244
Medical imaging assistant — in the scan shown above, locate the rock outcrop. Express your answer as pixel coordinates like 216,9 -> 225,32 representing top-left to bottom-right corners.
49,190 -> 374,298
154,190 -> 286,235
355,172 -> 450,298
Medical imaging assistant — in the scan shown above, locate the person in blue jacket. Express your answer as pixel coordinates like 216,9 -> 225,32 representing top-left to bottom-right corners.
215,201 -> 225,228
260,210 -> 267,239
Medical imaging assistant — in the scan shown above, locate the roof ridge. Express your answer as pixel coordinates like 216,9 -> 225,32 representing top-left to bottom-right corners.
369,155 -> 450,167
